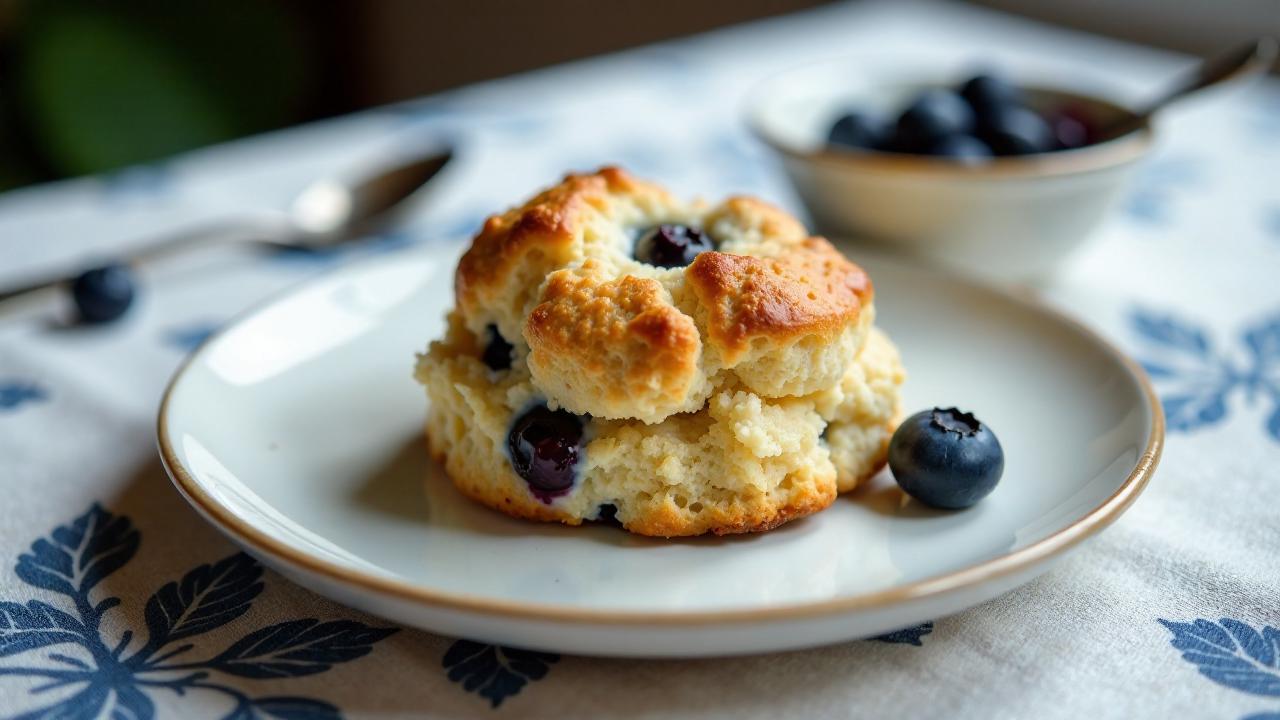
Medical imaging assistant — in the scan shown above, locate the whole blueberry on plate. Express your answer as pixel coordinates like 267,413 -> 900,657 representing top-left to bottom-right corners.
482,324 -> 513,371
827,112 -> 886,150
635,224 -> 714,268
893,90 -> 976,151
925,134 -> 992,164
71,263 -> 135,324
888,407 -> 1004,509
958,73 -> 1023,118
508,405 -> 585,501
979,106 -> 1053,156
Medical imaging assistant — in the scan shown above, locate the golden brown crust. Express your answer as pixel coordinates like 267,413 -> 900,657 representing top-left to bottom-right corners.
525,263 -> 702,421
455,167 -> 664,321
685,238 -> 872,364
430,437 -> 836,538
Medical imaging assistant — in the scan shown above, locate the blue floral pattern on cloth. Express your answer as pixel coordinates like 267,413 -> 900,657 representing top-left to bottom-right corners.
162,323 -> 222,352
1131,308 -> 1280,442
0,504 -> 398,719
871,622 -> 934,646
442,640 -> 559,708
0,381 -> 48,412
1265,207 -> 1280,243
1124,156 -> 1202,226
1160,618 -> 1280,719
98,164 -> 173,205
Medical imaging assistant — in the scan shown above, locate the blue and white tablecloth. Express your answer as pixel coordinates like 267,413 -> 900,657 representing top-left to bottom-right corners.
2,1 -> 1278,717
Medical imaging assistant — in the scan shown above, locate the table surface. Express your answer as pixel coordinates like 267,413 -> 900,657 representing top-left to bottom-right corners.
2,1 -> 1278,718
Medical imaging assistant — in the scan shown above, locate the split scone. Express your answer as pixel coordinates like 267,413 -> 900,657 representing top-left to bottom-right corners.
415,167 -> 904,537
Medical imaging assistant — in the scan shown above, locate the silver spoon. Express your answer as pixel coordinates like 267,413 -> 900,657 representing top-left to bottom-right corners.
1,147 -> 453,309
1098,37 -> 1277,141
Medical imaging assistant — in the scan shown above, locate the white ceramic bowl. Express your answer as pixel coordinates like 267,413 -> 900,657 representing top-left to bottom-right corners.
748,60 -> 1153,282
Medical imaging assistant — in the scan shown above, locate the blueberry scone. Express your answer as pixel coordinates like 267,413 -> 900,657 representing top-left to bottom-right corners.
415,167 -> 904,537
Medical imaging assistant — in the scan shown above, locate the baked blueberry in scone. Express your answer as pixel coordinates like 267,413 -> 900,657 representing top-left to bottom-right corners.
415,167 -> 903,537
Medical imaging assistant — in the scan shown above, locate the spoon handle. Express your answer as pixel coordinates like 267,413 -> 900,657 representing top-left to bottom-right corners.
1105,37 -> 1277,140
0,218 -> 283,306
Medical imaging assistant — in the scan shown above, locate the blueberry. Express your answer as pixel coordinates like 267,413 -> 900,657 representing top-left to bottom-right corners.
958,73 -> 1023,118
925,134 -> 992,165
827,112 -> 886,151
634,224 -> 714,268
1045,109 -> 1091,151
594,503 -> 622,527
71,263 -> 135,324
481,324 -> 513,371
978,106 -> 1053,156
507,405 -> 585,502
892,90 -> 975,152
888,407 -> 1004,509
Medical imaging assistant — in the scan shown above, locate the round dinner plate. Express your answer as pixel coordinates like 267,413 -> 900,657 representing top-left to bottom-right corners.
158,242 -> 1163,658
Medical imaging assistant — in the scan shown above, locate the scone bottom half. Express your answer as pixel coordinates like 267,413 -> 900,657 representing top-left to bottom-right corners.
415,167 -> 905,537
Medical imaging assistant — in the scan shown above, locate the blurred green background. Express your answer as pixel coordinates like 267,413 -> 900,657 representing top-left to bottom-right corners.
0,0 -> 830,192
0,0 -> 319,190
0,0 -> 1263,193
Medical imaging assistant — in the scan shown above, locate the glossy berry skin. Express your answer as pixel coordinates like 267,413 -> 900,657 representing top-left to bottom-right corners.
1045,107 -> 1095,150
71,263 -> 135,324
634,224 -> 714,268
508,405 -> 585,502
888,407 -> 1004,509
892,90 -> 975,152
925,134 -> 992,164
481,324 -> 513,371
979,106 -> 1053,156
958,74 -> 1023,118
827,112 -> 886,151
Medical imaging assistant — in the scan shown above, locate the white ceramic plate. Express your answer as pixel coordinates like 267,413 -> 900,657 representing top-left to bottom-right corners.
158,242 -> 1162,658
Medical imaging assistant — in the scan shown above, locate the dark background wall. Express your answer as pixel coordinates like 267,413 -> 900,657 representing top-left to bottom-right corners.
0,0 -> 1271,192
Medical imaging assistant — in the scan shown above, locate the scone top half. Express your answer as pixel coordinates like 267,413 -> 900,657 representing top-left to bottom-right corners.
455,167 -> 875,424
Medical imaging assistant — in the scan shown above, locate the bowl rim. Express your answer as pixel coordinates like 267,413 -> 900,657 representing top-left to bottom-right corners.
745,61 -> 1154,179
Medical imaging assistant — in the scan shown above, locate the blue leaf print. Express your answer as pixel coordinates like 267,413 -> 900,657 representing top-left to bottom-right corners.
0,381 -> 48,411
1267,405 -> 1280,444
0,503 -> 398,719
0,600 -> 86,657
135,553 -> 264,662
1243,316 -> 1280,364
17,504 -> 139,598
113,683 -> 156,720
1160,618 -> 1280,697
252,696 -> 342,720
1132,308 -> 1280,442
12,682 -> 110,720
1132,311 -> 1211,357
212,619 -> 398,679
1265,207 -> 1280,242
1163,391 -> 1230,432
443,640 -> 559,708
163,323 -> 221,352
99,164 -> 172,205
871,622 -> 934,646
1124,156 -> 1201,226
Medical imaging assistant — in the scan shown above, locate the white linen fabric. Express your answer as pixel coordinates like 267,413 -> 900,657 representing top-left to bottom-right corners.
1,2 -> 1277,717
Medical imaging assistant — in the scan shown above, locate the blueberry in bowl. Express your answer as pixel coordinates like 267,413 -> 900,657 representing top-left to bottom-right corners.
888,407 -> 1004,509
746,59 -> 1154,281
821,71 -> 1100,162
